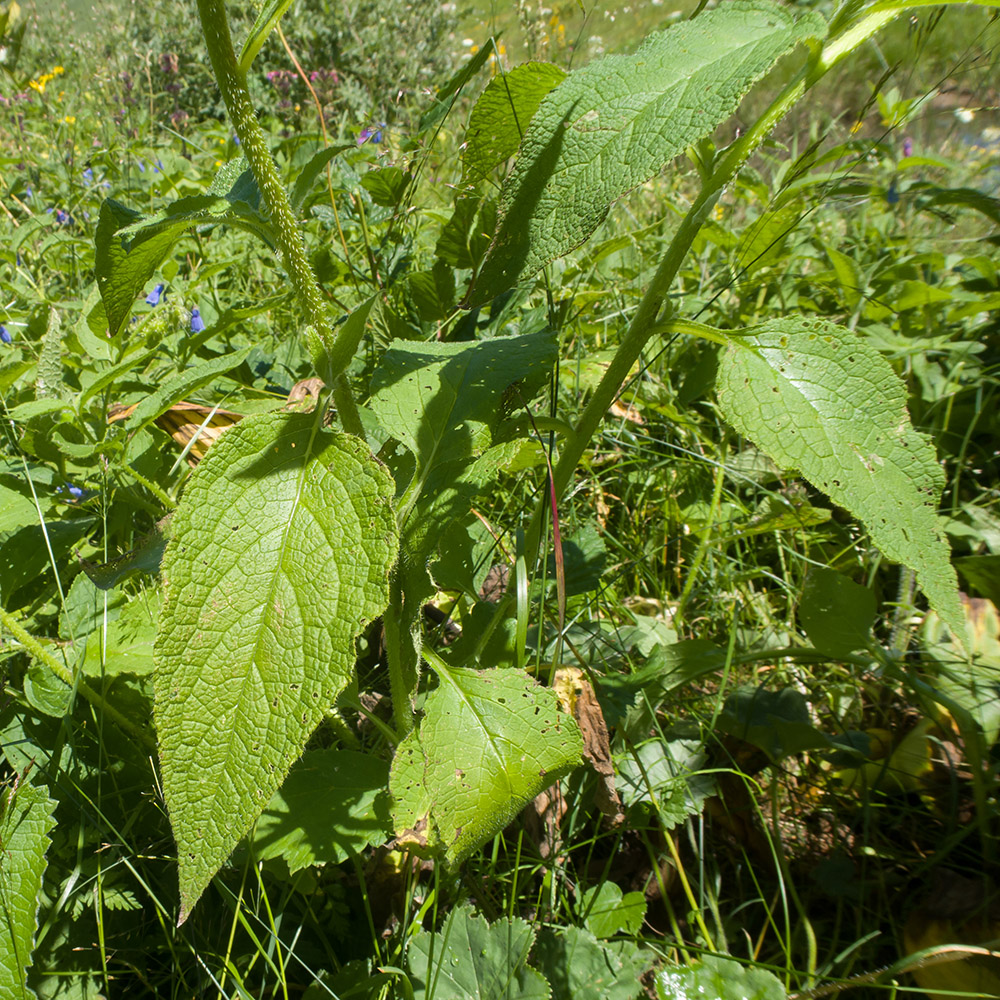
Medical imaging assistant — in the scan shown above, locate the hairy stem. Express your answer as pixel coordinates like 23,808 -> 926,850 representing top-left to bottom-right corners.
196,0 -> 364,435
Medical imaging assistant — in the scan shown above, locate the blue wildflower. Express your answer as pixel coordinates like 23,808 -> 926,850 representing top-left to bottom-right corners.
887,180 -> 899,205
190,307 -> 205,333
0,325 -> 12,344
67,484 -> 85,500
25,185 -> 32,200
54,208 -> 73,225
232,135 -> 240,146
146,283 -> 165,306
357,122 -> 386,145
137,160 -> 145,173
83,167 -> 94,183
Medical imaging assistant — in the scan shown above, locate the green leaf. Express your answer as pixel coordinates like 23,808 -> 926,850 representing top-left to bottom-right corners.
719,686 -> 830,760
419,41 -> 496,132
579,883 -> 647,939
463,61 -> 567,184
468,0 -> 825,304
119,347 -> 252,432
390,660 -> 582,864
406,902 -> 549,1000
289,143 -> 355,213
657,955 -> 786,1000
81,593 -> 161,677
95,164 -> 272,339
368,333 -> 557,481
0,776 -> 57,1000
716,317 -> 965,644
799,567 -> 876,657
253,749 -> 391,871
616,739 -> 714,825
238,0 -> 295,73
534,925 -> 649,1000
154,412 -> 398,920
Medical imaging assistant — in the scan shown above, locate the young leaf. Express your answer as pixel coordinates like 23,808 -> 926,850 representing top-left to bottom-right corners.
468,0 -> 826,305
391,660 -> 582,864
0,776 -> 57,999
716,317 -> 966,643
154,412 -> 398,921
463,61 -> 567,184
799,567 -> 876,656
406,902 -> 549,1000
238,0 -> 295,74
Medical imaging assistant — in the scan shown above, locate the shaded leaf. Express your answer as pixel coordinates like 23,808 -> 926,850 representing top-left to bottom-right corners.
657,955 -> 786,1000
799,567 -> 876,657
534,925 -> 649,1000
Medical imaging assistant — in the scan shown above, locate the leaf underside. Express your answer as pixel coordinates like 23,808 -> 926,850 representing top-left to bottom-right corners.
716,317 -> 965,642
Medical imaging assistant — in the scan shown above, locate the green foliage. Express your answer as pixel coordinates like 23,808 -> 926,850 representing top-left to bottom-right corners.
2,0 -> 1000,992
0,776 -> 57,999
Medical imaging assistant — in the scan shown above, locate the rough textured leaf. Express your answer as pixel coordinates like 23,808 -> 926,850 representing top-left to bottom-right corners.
154,412 -> 398,920
391,664 -> 582,863
407,903 -> 549,1000
0,777 -> 57,1000
534,925 -> 649,1000
463,62 -> 567,184
657,955 -> 786,1000
799,567 -> 876,657
717,317 -> 965,642
253,750 -> 391,871
469,0 -> 825,304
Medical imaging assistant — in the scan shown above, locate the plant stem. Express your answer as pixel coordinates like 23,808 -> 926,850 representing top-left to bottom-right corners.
0,608 -> 156,751
196,0 -> 364,436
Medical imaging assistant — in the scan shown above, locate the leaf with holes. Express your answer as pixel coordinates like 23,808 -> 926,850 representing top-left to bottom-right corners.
391,661 -> 582,863
717,317 -> 965,645
154,412 -> 397,921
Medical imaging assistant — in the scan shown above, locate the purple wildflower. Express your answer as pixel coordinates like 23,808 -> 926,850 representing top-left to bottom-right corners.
903,137 -> 913,158
190,308 -> 205,333
0,325 -> 12,344
83,166 -> 93,183
55,208 -> 73,225
146,283 -> 165,306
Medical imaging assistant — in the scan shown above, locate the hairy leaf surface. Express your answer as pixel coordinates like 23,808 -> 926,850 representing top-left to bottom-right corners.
717,318 -> 964,642
469,0 -> 825,304
154,412 -> 397,920
0,777 -> 57,1000
391,661 -> 582,863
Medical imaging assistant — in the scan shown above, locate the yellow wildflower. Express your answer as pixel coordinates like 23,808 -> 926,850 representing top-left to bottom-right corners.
63,115 -> 76,125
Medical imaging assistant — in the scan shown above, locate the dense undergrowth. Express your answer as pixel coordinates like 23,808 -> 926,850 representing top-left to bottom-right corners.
2,0 -> 1000,997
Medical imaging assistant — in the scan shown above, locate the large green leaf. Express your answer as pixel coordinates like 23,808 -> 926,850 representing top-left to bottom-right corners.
657,955 -> 786,1000
154,412 -> 398,920
368,333 -> 557,484
238,0 -> 295,73
406,903 -> 549,1000
468,0 -> 825,304
0,776 -> 57,1000
716,317 -> 965,643
462,61 -> 567,184
391,659 -> 582,864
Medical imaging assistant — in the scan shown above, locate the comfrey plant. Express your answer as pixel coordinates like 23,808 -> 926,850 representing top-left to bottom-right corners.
69,0 -> 984,923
